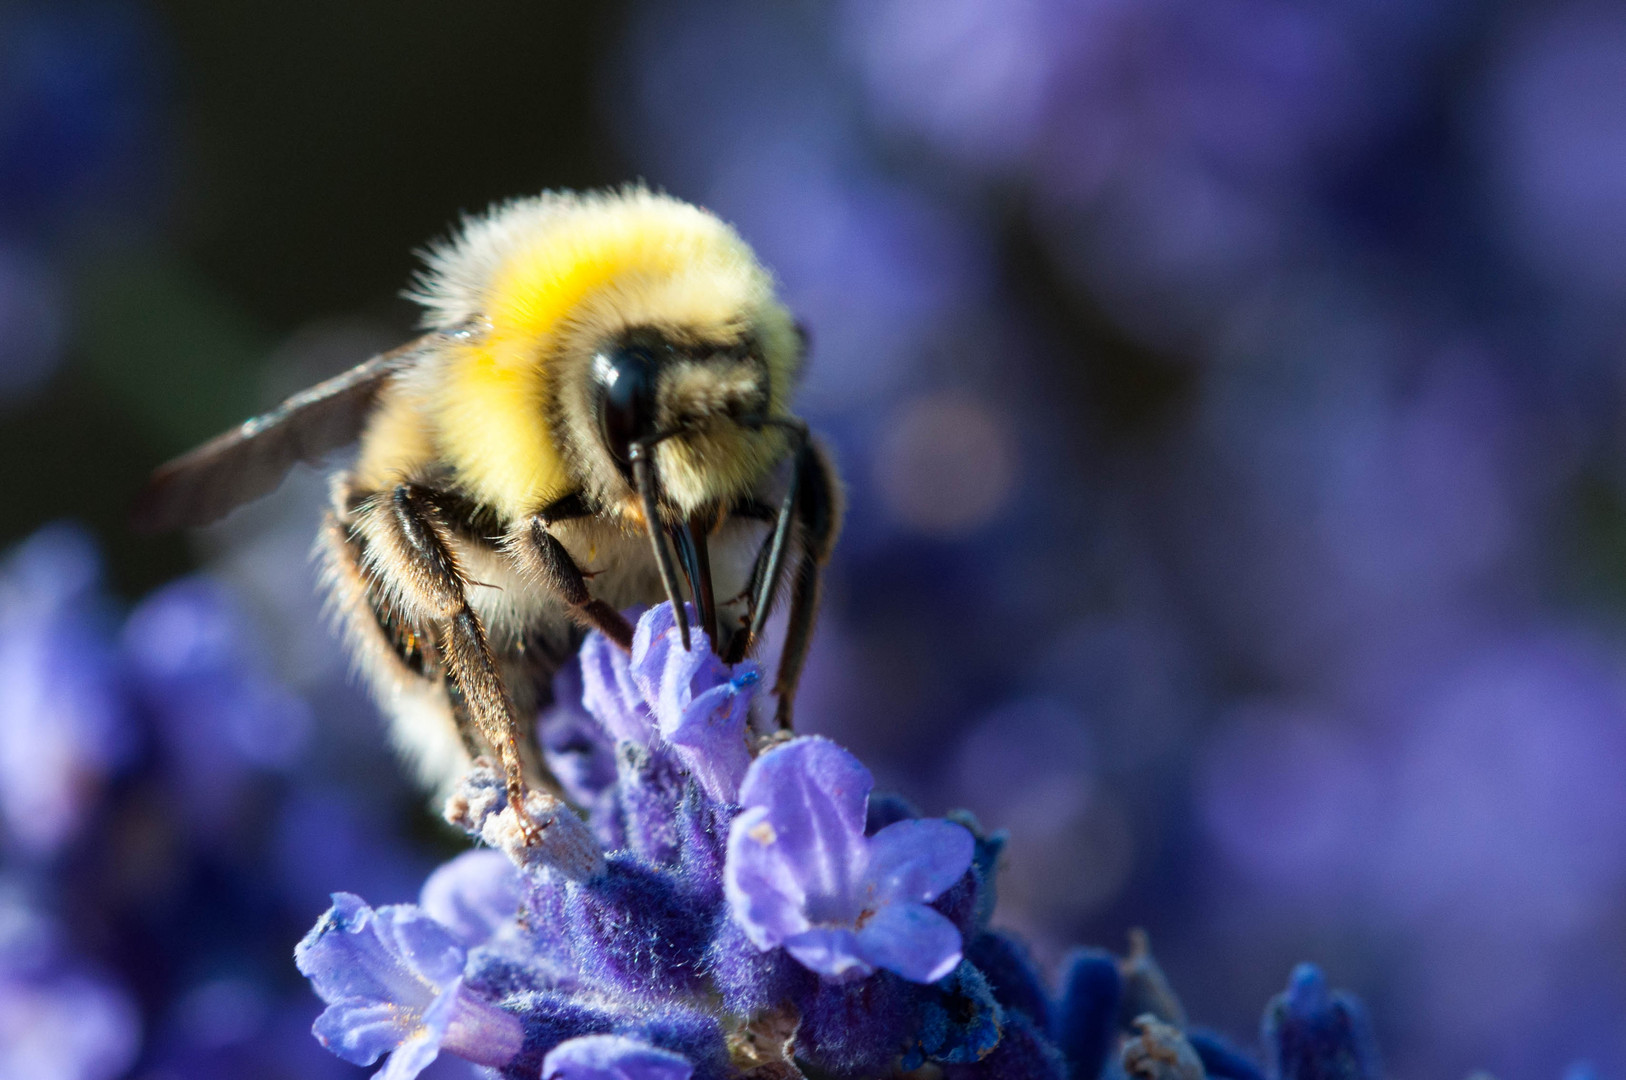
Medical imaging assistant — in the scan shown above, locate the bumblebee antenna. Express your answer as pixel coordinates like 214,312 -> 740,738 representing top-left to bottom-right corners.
629,436 -> 691,650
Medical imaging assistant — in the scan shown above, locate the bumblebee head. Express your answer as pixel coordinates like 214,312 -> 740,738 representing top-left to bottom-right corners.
591,325 -> 771,477
413,187 -> 802,523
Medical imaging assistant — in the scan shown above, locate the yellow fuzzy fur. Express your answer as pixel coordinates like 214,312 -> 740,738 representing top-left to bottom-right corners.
353,381 -> 437,491
422,189 -> 794,522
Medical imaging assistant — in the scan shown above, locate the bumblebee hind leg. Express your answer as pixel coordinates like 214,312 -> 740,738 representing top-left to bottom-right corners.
316,511 -> 478,790
347,482 -> 563,832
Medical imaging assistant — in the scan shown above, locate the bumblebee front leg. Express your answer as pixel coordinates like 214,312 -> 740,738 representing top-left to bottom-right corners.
507,518 -> 636,650
355,483 -> 549,824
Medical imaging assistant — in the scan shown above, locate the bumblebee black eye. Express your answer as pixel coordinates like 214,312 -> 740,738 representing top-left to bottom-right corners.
592,345 -> 659,476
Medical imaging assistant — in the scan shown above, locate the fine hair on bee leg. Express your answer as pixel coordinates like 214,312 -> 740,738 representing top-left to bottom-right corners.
352,482 -> 558,828
317,504 -> 490,793
505,518 -> 635,650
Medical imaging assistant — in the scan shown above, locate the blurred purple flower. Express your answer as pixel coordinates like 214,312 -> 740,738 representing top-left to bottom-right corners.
295,892 -> 523,1079
1262,964 -> 1379,1080
707,153 -> 985,413
275,787 -> 432,916
543,1034 -> 694,1080
725,736 -> 972,983
1379,631 -> 1626,933
841,0 -> 1062,170
0,889 -> 140,1080
1199,702 -> 1382,893
1484,4 -> 1626,297
0,966 -> 141,1080
541,663 -> 621,814
123,577 -> 313,788
0,0 -> 165,227
0,523 -> 127,855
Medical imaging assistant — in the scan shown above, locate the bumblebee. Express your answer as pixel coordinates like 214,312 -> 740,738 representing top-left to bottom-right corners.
136,188 -> 842,822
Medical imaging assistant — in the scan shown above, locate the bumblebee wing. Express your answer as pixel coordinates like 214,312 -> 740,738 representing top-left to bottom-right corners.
132,333 -> 438,531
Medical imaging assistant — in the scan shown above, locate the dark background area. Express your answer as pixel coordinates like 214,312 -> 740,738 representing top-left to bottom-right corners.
2,1 -> 628,592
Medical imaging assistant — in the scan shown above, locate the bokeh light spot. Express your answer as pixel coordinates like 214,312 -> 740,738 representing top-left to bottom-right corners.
875,391 -> 1017,535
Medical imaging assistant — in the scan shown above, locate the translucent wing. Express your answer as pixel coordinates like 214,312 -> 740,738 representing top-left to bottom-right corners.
132,333 -> 438,531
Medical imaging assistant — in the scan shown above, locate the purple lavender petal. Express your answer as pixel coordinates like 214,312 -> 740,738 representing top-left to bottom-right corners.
311,998 -> 426,1067
298,895 -> 433,1006
853,902 -> 964,985
298,894 -> 523,1076
662,673 -> 757,804
544,1034 -> 695,1080
376,1024 -> 448,1080
781,926 -> 874,983
419,851 -> 521,950
624,604 -> 759,804
725,806 -> 815,947
296,895 -> 463,1035
580,628 -> 655,747
359,973 -> 524,1078
368,902 -> 469,991
631,603 -> 723,707
733,737 -> 872,918
627,604 -> 700,702
439,989 -> 526,1069
726,737 -> 974,984
864,818 -> 975,905
540,663 -> 620,809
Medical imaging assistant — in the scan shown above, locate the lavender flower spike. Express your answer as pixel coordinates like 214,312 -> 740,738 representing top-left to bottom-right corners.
295,892 -> 523,1079
725,736 -> 974,984
544,1034 -> 695,1080
1263,964 -> 1380,1080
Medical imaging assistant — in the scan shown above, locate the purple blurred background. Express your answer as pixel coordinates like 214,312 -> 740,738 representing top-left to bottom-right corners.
2,1 -> 1625,1076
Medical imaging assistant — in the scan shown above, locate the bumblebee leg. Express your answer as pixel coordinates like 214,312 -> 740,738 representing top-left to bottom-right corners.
747,422 -> 807,650
356,483 -> 554,822
318,507 -> 483,789
771,440 -> 843,730
508,518 -> 635,650
439,674 -> 485,760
